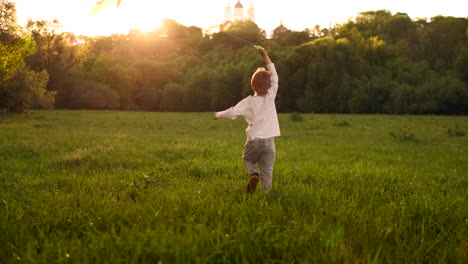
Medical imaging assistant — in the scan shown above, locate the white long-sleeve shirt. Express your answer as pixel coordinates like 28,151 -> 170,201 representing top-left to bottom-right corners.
215,63 -> 280,140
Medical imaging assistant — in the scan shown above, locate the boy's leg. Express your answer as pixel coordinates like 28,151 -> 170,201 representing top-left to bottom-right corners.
258,138 -> 276,192
242,139 -> 259,176
243,139 -> 260,193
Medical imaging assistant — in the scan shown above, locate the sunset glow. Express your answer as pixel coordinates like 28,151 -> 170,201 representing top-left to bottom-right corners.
13,0 -> 468,37
85,0 -> 166,36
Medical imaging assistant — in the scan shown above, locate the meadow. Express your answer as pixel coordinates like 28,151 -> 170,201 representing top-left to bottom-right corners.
0,110 -> 467,263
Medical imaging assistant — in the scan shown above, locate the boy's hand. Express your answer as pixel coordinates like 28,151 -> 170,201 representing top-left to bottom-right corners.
213,112 -> 218,120
259,49 -> 272,65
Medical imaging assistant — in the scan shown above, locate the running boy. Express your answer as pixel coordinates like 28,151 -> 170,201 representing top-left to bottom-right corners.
214,50 -> 280,193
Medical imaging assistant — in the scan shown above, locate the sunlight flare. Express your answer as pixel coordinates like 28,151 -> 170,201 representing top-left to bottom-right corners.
89,0 -> 122,16
83,0 -> 167,36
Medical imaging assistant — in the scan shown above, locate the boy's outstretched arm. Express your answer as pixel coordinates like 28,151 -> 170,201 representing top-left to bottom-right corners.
214,97 -> 249,120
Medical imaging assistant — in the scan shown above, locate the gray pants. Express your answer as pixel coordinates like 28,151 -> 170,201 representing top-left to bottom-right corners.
242,137 -> 276,191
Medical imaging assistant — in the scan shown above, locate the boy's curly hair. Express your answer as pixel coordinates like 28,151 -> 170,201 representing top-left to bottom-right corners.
251,67 -> 271,96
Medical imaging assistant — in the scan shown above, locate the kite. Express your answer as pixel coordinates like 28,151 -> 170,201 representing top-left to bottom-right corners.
89,0 -> 122,15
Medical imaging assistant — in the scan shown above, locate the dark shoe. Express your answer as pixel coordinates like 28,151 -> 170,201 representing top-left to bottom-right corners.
247,175 -> 259,194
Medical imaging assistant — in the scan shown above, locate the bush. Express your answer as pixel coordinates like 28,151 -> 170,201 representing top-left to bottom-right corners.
389,127 -> 417,142
447,124 -> 465,136
4,68 -> 54,112
289,112 -> 304,122
333,120 -> 350,127
57,79 -> 120,110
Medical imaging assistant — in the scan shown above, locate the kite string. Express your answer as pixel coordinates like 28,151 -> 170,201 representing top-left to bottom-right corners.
220,31 -> 265,50
221,31 -> 256,46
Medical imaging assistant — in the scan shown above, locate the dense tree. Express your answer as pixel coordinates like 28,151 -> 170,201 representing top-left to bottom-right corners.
4,69 -> 53,112
0,0 -> 19,43
272,24 -> 310,46
2,7 -> 467,114
0,37 -> 34,85
424,16 -> 468,67
160,19 -> 188,40
281,37 -> 363,113
454,45 -> 468,83
0,0 -> 26,88
386,13 -> 417,44
25,19 -> 89,92
212,20 -> 266,49
354,10 -> 393,39
0,1 -> 55,112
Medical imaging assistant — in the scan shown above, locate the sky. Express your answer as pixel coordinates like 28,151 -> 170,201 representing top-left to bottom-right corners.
12,0 -> 468,37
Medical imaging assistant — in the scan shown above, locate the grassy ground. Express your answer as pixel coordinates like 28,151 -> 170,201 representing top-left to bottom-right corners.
0,110 -> 467,263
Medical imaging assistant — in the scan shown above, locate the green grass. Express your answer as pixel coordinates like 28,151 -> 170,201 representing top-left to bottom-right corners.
0,110 -> 467,263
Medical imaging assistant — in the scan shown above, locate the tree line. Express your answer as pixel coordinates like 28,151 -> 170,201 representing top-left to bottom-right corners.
1,2 -> 467,114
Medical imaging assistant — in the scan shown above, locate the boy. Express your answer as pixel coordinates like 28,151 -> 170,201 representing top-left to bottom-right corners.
214,50 -> 280,193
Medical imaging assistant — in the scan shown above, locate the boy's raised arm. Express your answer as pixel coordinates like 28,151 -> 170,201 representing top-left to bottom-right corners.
259,49 -> 272,65
260,50 -> 278,99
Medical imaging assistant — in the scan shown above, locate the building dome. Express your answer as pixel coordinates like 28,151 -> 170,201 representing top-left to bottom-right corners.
233,1 -> 244,21
223,1 -> 253,24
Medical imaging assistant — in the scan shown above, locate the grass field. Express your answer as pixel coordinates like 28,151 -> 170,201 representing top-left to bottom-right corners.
0,110 -> 467,263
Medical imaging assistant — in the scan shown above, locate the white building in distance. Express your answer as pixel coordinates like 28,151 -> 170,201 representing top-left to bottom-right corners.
224,1 -> 255,24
